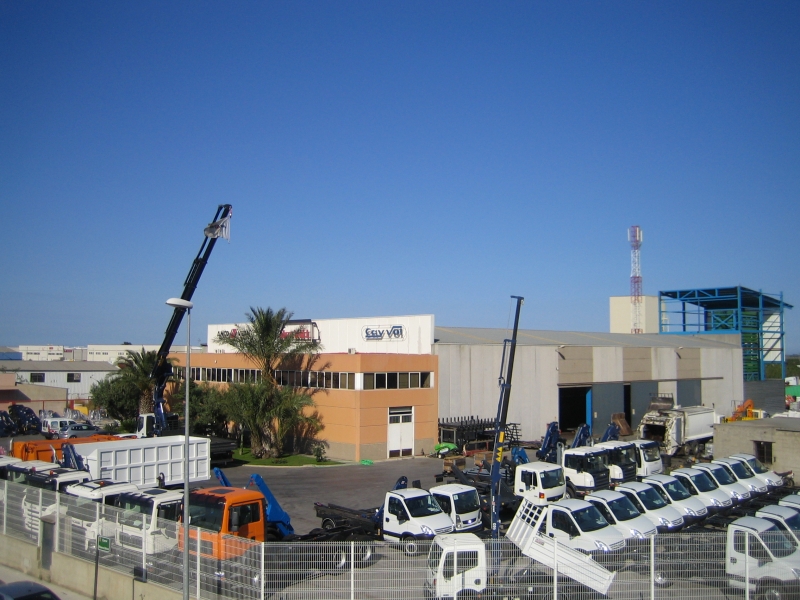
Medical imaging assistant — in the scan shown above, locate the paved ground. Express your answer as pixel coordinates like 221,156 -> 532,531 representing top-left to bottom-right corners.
0,563 -> 92,600
217,456 -> 447,534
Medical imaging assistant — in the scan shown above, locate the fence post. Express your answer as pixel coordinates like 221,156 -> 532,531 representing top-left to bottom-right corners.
37,488 -> 43,546
196,527 -> 202,600
650,534 -> 655,600
553,538 -> 558,599
2,480 -> 6,535
54,491 -> 60,553
141,513 -> 146,577
260,542 -> 265,600
350,541 -> 355,600
745,532 -> 750,600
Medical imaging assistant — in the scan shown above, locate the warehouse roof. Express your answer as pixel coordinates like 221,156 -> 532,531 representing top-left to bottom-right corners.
0,360 -> 118,372
714,417 -> 800,433
433,327 -> 742,349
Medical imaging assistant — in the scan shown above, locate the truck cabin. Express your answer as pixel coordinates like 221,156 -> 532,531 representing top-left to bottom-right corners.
1,461 -> 57,483
756,507 -> 800,546
732,520 -> 798,563
431,485 -> 481,530
65,479 -> 140,504
23,468 -> 91,492
639,423 -> 666,444
518,465 -> 566,500
115,489 -> 183,528
388,490 -> 445,522
604,444 -> 636,469
633,441 -> 662,469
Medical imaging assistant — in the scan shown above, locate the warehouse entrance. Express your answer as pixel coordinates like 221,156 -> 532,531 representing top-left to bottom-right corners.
558,386 -> 591,432
387,407 -> 414,458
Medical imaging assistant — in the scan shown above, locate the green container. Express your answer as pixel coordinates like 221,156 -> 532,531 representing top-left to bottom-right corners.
360,459 -> 373,466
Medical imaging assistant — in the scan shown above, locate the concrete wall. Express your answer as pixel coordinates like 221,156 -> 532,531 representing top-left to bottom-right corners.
713,419 -> 800,475
0,533 -> 181,600
701,347 -> 745,414
744,380 -> 787,415
592,383 -> 624,432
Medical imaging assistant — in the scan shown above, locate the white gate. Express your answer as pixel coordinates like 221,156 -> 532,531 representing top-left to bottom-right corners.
387,407 -> 414,458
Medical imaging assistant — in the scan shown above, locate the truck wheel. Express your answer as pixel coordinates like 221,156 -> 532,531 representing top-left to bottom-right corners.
401,535 -> 419,556
455,591 -> 479,598
653,569 -> 673,588
565,484 -> 576,499
759,580 -> 785,600
356,542 -> 373,565
321,518 -> 336,531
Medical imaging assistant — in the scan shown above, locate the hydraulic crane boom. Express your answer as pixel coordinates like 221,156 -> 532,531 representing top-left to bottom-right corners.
490,295 -> 523,539
149,204 -> 232,435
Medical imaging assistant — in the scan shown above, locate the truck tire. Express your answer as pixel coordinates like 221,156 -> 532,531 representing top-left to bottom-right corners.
401,535 -> 419,556
758,580 -> 785,600
321,518 -> 337,531
455,591 -> 479,598
565,484 -> 576,499
653,569 -> 673,588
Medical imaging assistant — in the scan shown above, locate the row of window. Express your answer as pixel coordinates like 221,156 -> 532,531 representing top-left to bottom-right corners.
274,371 -> 356,390
28,373 -> 82,383
364,372 -> 431,390
175,367 -> 262,383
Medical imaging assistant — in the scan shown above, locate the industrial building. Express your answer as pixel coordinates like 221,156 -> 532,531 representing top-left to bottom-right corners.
0,360 -> 118,400
713,418 -> 800,477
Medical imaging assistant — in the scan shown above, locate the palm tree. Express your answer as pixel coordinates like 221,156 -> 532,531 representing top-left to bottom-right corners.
213,307 -> 321,382
114,349 -> 161,415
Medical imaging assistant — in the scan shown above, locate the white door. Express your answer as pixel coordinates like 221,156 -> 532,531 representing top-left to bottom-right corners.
388,407 -> 414,458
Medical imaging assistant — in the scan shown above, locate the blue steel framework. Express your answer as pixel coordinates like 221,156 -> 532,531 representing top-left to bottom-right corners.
658,286 -> 793,382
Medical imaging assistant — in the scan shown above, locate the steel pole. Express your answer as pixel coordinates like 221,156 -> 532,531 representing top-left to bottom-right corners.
183,309 -> 191,600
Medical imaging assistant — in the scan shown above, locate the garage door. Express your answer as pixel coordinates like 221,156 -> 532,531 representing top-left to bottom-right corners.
388,407 -> 414,458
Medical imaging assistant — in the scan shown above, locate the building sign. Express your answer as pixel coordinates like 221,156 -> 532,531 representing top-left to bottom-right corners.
217,328 -> 238,340
362,325 -> 405,341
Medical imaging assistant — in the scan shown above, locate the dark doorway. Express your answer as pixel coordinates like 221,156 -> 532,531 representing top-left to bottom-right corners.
624,384 -> 632,427
559,386 -> 591,431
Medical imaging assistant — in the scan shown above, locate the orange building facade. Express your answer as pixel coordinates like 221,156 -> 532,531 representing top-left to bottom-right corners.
168,351 -> 438,462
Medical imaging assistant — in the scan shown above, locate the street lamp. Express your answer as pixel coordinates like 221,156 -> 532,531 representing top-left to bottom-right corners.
166,297 -> 193,600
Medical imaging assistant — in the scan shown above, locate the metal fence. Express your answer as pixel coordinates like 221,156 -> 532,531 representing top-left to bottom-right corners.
0,479 -> 790,599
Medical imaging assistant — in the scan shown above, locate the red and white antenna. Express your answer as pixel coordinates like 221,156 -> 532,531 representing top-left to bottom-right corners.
629,225 -> 643,334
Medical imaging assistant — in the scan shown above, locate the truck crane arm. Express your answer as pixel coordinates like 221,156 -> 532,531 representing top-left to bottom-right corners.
570,423 -> 592,448
149,204 -> 232,435
599,423 -> 620,443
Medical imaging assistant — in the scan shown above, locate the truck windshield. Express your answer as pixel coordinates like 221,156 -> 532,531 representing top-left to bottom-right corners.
405,495 -> 443,518
585,452 -> 609,473
117,497 -> 154,528
636,487 -> 667,510
571,506 -> 609,532
188,496 -> 225,532
707,466 -> 735,485
762,525 -> 797,559
725,462 -> 753,480
427,544 -> 443,570
663,480 -> 691,501
783,512 -> 800,533
689,472 -> 718,492
541,468 -> 565,489
743,457 -> 769,474
453,491 -> 480,514
640,443 -> 660,462
606,496 -> 641,521
610,446 -> 636,465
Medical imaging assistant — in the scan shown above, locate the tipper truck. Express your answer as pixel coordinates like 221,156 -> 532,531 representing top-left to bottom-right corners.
637,404 -> 717,456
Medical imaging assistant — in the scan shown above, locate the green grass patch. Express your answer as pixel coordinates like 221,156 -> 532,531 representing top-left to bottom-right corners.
233,448 -> 342,466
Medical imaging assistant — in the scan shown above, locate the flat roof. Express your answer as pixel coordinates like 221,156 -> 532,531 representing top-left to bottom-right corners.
659,286 -> 792,310
433,327 -> 742,349
714,417 -> 800,433
0,360 -> 118,372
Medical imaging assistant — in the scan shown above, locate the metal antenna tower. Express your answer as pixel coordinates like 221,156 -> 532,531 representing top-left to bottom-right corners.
629,225 -> 643,333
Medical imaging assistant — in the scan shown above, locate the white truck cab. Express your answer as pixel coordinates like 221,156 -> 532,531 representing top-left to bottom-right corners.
382,488 -> 454,553
542,499 -> 626,556
424,533 -> 487,599
593,440 -> 637,484
585,489 -> 657,540
630,440 -> 663,477
712,457 -> 768,496
726,517 -> 800,598
513,462 -> 566,505
615,481 -> 684,533
430,483 -> 482,533
20,467 -> 92,536
114,488 -> 183,554
671,467 -> 734,514
64,480 -> 145,550
641,474 -> 708,524
728,453 -> 784,491
693,463 -> 752,505
1,460 -> 57,484
755,505 -> 800,546
561,447 -> 611,498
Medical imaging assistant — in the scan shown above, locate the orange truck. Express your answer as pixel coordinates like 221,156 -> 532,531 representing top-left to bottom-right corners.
12,435 -> 119,462
174,470 -> 372,596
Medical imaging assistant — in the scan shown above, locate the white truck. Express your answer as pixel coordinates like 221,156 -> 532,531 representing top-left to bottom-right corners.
755,505 -> 800,545
429,483 -> 482,533
113,487 -> 183,555
537,498 -> 626,556
63,436 -> 211,487
593,440 -> 638,484
560,447 -> 611,499
512,462 -> 567,505
63,479 -> 146,550
637,404 -> 717,456
424,499 -> 618,599
20,467 -> 92,537
630,440 -> 664,477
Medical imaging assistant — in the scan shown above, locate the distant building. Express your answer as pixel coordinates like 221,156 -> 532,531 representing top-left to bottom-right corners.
0,346 -> 22,360
0,360 -> 118,400
0,372 -> 69,414
87,344 -> 204,364
609,296 -> 660,334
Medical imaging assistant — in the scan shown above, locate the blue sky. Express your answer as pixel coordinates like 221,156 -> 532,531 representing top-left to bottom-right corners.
1,2 -> 799,353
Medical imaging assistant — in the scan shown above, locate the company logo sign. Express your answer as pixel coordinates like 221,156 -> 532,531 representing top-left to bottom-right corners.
362,325 -> 405,341
217,328 -> 238,340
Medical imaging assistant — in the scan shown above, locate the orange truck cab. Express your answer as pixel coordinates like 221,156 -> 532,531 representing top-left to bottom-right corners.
13,436 -> 119,462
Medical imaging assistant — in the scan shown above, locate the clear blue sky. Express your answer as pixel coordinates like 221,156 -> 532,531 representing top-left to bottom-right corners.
2,2 -> 798,353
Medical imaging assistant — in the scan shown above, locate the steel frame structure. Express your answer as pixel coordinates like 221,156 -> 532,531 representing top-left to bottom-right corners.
658,286 -> 792,381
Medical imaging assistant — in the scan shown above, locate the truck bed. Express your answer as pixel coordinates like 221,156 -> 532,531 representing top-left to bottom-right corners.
314,502 -> 380,533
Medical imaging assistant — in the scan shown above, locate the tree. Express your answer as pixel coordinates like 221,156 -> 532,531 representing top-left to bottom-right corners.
114,349 -> 162,414
169,380 -> 230,437
214,307 -> 321,382
89,376 -> 140,422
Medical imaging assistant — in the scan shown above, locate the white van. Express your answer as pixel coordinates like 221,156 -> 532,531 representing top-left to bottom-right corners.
693,463 -> 751,505
585,489 -> 657,540
671,467 -> 734,514
615,481 -> 684,533
728,454 -> 784,491
640,474 -> 708,524
42,418 -> 77,440
712,457 -> 768,496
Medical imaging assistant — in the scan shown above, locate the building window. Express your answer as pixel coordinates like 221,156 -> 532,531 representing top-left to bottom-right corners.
754,441 -> 773,465
67,373 -> 81,383
30,373 -> 45,383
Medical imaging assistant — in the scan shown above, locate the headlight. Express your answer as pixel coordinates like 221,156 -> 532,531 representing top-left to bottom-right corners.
631,529 -> 646,540
792,568 -> 800,580
734,492 -> 744,500
594,540 -> 610,552
659,517 -> 669,527
420,525 -> 434,536
684,508 -> 696,516
711,498 -> 722,507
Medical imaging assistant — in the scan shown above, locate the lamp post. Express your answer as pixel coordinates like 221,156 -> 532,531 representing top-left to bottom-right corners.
166,297 -> 193,600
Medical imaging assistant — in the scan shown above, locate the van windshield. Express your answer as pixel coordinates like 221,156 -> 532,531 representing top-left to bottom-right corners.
405,494 -> 443,518
726,462 -> 753,480
707,466 -> 736,485
453,490 -> 480,514
663,480 -> 691,501
782,512 -> 800,533
541,468 -> 565,489
762,525 -> 797,559
689,472 -> 718,492
571,506 -> 609,532
744,457 -> 769,474
636,487 -> 667,510
606,496 -> 641,521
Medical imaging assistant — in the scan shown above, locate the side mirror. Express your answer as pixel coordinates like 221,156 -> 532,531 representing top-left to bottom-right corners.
230,510 -> 240,532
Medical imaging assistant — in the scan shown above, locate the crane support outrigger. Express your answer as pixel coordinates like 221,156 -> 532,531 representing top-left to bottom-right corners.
489,295 -> 524,538
147,204 -> 232,436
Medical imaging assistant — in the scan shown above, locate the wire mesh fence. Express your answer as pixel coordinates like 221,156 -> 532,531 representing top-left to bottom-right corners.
1,478 -> 797,599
